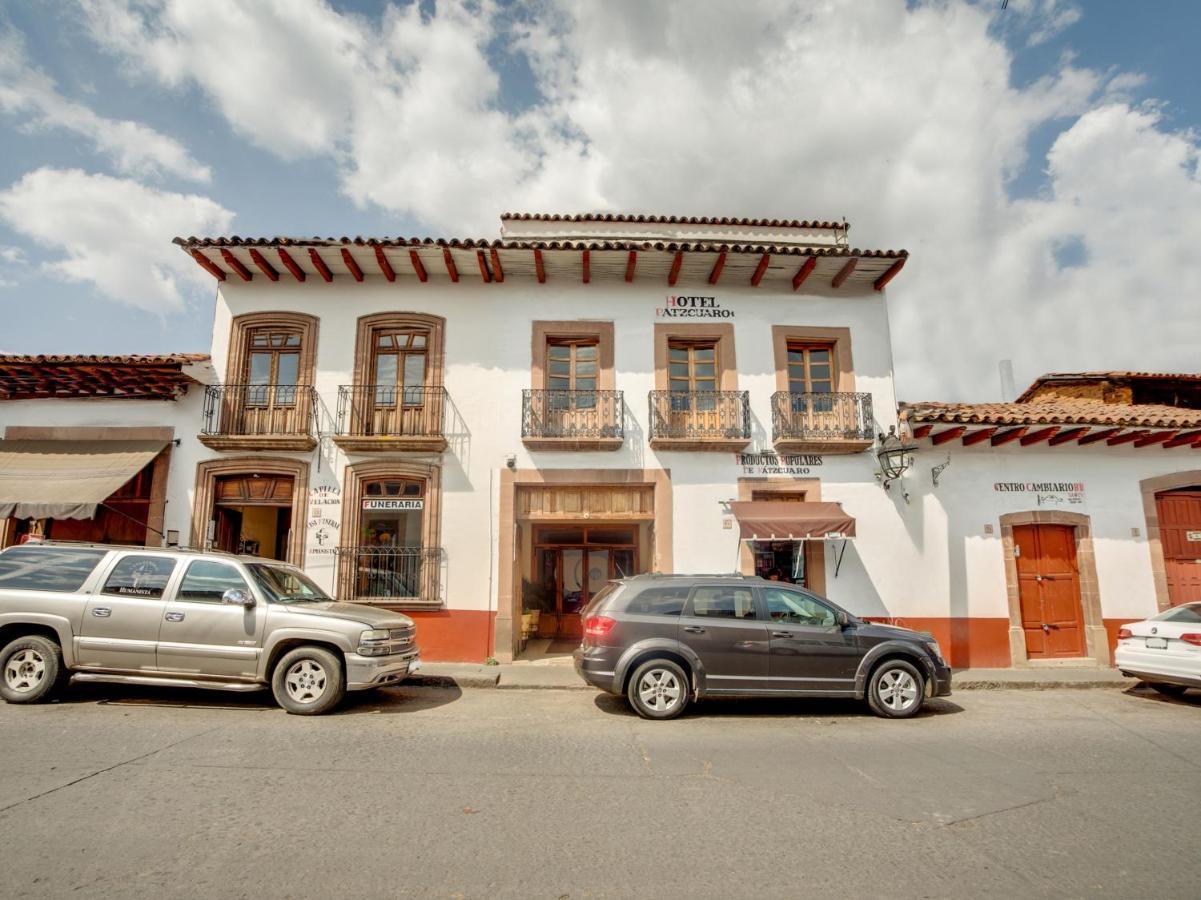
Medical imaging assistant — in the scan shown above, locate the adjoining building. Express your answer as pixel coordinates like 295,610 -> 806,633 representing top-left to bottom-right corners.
902,371 -> 1201,668
0,354 -> 212,548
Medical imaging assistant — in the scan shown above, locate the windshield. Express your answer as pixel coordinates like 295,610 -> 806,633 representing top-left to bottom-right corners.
247,564 -> 331,604
1150,602 -> 1201,624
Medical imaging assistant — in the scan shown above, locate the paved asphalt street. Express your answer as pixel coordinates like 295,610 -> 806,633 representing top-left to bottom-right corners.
0,683 -> 1198,899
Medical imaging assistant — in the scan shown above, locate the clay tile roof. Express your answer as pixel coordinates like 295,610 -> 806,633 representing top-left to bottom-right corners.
499,212 -> 849,230
1015,371 -> 1201,402
900,398 -> 1201,430
0,354 -> 208,401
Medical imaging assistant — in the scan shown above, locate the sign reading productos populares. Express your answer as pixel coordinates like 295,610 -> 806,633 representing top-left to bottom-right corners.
736,452 -> 824,476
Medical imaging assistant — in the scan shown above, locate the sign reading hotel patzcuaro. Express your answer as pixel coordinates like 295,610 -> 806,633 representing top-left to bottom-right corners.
737,452 -> 823,476
362,498 -> 424,511
656,295 -> 733,318
993,481 -> 1086,507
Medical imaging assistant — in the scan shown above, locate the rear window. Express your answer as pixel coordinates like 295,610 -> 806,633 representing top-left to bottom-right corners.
0,546 -> 108,592
581,582 -> 623,618
624,586 -> 689,616
1152,603 -> 1201,624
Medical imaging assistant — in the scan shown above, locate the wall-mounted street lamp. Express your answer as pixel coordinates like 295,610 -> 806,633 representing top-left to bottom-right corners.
876,426 -> 917,491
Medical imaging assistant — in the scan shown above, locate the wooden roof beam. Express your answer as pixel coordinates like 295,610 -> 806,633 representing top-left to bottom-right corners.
1077,428 -> 1120,445
1048,427 -> 1089,446
991,427 -> 1028,446
1107,430 -> 1146,446
340,249 -> 364,282
219,249 -> 252,282
625,251 -> 637,283
667,250 -> 683,286
791,256 -> 817,291
911,423 -> 934,439
277,248 -> 305,282
308,249 -> 333,283
442,248 -> 459,282
489,248 -> 504,283
582,249 -> 590,284
476,249 -> 492,283
1134,431 -> 1175,448
409,250 -> 428,283
1019,426 -> 1059,446
708,251 -> 726,286
931,426 -> 967,445
961,427 -> 998,446
1163,430 -> 1201,448
534,249 -> 546,283
189,250 -> 226,281
750,253 -> 770,287
248,249 -> 279,282
372,245 -> 395,282
831,257 -> 859,288
873,257 -> 906,291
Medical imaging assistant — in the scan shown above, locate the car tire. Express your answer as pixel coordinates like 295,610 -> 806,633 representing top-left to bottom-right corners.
271,647 -> 345,716
867,658 -> 925,719
1148,682 -> 1188,697
0,635 -> 67,705
626,659 -> 690,720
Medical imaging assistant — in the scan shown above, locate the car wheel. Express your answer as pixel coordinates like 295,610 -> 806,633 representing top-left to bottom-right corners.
1148,682 -> 1188,697
271,647 -> 345,716
0,635 -> 66,704
867,659 -> 925,719
627,659 -> 690,720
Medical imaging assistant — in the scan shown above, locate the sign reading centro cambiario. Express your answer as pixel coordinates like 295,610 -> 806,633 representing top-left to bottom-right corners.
362,498 -> 424,511
656,295 -> 734,318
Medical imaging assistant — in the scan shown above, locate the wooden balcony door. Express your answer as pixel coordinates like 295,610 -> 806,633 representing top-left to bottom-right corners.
544,338 -> 599,432
785,342 -> 837,431
237,328 -> 306,436
364,329 -> 433,437
667,340 -> 719,432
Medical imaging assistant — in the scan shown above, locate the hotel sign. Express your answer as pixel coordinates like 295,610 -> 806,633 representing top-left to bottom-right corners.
736,452 -> 824,476
362,498 -> 424,511
656,295 -> 734,318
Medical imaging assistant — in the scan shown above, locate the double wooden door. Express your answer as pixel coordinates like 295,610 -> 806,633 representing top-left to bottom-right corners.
1155,490 -> 1201,606
1014,524 -> 1086,658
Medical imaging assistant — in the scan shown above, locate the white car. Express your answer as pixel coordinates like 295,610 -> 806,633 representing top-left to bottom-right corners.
1115,601 -> 1201,696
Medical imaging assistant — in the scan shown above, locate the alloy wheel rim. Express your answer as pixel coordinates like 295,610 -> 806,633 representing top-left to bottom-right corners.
638,669 -> 681,713
284,659 -> 328,704
4,649 -> 47,693
877,669 -> 918,711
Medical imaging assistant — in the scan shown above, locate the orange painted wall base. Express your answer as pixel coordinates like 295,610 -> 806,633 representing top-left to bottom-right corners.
405,609 -> 496,662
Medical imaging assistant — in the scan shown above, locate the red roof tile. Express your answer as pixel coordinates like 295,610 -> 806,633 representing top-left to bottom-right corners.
0,354 -> 208,401
901,399 -> 1201,430
500,212 -> 848,230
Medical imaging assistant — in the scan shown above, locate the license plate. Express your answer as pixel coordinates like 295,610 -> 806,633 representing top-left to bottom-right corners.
1145,637 -> 1168,650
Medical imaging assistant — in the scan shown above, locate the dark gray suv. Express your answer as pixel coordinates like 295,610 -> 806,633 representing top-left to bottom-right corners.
573,574 -> 952,720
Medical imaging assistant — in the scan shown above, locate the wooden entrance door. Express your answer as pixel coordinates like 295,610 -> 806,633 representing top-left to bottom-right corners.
1155,490 -> 1201,607
1014,524 -> 1086,658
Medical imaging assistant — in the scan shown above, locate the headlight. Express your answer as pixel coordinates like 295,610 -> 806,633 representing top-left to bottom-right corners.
924,640 -> 943,660
360,629 -> 389,642
358,629 -> 392,656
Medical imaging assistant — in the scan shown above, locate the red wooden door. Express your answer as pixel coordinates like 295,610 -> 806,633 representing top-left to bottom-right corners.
1155,490 -> 1201,607
1014,524 -> 1086,659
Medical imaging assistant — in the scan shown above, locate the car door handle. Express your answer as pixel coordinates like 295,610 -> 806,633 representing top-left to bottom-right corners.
165,612 -> 185,623
91,607 -> 111,618
683,626 -> 706,634
771,631 -> 792,638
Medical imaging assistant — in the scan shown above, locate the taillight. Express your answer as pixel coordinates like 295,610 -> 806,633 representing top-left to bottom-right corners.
1117,627 -> 1133,640
1180,633 -> 1201,647
584,616 -> 616,637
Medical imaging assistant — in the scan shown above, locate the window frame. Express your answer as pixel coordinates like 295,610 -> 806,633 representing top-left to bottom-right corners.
684,583 -> 761,621
371,328 -> 431,408
759,584 -> 839,628
99,553 -> 179,601
771,326 -> 853,395
174,558 -> 253,605
785,341 -> 836,395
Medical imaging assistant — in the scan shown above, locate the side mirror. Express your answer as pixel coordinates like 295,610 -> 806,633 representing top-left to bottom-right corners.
835,611 -> 851,629
222,588 -> 255,608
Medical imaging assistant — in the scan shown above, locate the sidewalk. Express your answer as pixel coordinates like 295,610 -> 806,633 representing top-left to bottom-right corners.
409,662 -> 1135,692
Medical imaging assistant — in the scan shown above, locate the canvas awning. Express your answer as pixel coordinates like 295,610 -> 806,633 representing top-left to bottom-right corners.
0,440 -> 166,520
728,501 -> 856,541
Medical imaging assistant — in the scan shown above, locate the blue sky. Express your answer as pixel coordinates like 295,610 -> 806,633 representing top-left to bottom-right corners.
1,0 -> 1198,399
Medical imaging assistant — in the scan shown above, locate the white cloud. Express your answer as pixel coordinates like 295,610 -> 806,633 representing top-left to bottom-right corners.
0,168 -> 234,313
73,0 -> 1201,397
0,28 -> 211,182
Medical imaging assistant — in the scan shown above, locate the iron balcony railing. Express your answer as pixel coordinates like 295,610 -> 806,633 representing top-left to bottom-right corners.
648,390 -> 750,441
335,385 -> 447,438
201,383 -> 317,438
336,546 -> 442,606
771,391 -> 874,442
522,389 -> 624,440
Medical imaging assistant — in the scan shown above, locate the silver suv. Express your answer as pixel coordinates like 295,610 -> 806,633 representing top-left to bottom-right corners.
0,543 -> 420,715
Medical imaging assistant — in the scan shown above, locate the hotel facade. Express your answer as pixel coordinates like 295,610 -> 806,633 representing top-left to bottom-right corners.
2,214 -> 1199,667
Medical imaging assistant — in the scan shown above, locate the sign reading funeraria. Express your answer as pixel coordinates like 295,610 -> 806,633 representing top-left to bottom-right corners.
656,295 -> 734,318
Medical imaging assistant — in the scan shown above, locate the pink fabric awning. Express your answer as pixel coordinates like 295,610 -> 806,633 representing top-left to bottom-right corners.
728,501 -> 856,541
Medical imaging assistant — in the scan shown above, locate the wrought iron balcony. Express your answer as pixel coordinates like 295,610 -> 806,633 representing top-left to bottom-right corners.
771,391 -> 874,453
200,383 -> 317,450
648,390 -> 751,450
334,385 -> 448,451
522,389 -> 624,449
336,546 -> 442,606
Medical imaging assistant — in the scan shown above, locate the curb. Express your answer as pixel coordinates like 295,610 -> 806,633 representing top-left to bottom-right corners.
406,675 -> 1135,692
952,679 -> 1134,691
